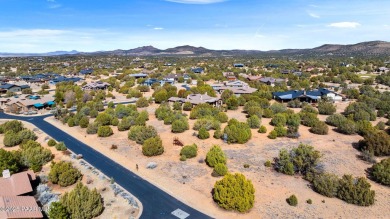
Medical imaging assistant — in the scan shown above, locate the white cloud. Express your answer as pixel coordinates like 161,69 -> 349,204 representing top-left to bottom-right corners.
154,27 -> 164,30
308,12 -> 320,18
165,0 -> 225,4
328,22 -> 361,28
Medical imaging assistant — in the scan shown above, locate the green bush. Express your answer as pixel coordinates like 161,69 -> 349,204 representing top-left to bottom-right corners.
247,115 -> 261,129
326,114 -> 347,127
0,120 -> 24,134
312,173 -> 340,197
171,118 -> 189,133
213,173 -> 255,212
213,128 -> 222,139
337,119 -> 357,135
110,117 -> 119,126
318,102 -> 336,115
142,137 -> 164,156
309,121 -> 329,135
60,183 -> 103,219
356,120 -> 374,136
375,121 -> 386,130
183,102 -> 193,111
307,199 -> 312,204
117,117 -> 133,131
226,96 -> 239,110
270,113 -> 287,126
3,131 -> 21,147
262,108 -> 274,118
17,129 -> 37,142
371,158 -> 390,186
128,125 -> 158,144
180,155 -> 187,161
213,163 -> 228,176
286,195 -> 298,206
86,123 -> 99,134
48,202 -> 70,219
21,146 -> 52,172
180,144 -> 198,159
264,160 -> 272,167
48,139 -> 57,147
359,130 -> 390,156
97,126 -> 113,137
55,142 -> 67,151
216,112 -> 228,123
337,175 -> 375,206
172,102 -> 182,110
136,97 -> 149,108
300,112 -> 319,127
223,120 -> 252,144
286,113 -> 301,127
67,118 -> 75,127
49,161 -> 82,187
274,126 -> 287,137
198,127 -> 210,139
206,145 -> 226,167
258,125 -> 267,133
95,113 -> 112,126
79,116 -> 89,128
301,105 -> 318,114
268,130 -> 277,139
0,149 -> 21,176
247,106 -> 263,118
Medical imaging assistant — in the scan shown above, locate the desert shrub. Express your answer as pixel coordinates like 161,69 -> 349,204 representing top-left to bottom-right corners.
247,115 -> 261,129
180,144 -> 197,159
318,102 -> 336,115
183,102 -> 193,111
117,117 -> 133,131
216,112 -> 228,123
0,120 -> 24,134
97,126 -> 113,137
213,163 -> 228,176
287,99 -> 302,108
21,146 -> 52,172
247,106 -> 262,118
89,109 -> 98,118
258,125 -> 267,133
136,97 -> 149,108
370,158 -> 390,186
171,118 -> 189,133
142,136 -> 164,156
79,116 -> 89,128
17,129 -> 37,142
223,120 -> 252,144
262,108 -> 273,118
60,183 -> 103,219
307,199 -> 312,204
221,89 -> 234,103
48,202 -> 70,219
299,112 -> 319,127
193,117 -> 220,130
55,142 -> 67,151
264,160 -> 272,167
286,113 -> 301,127
153,89 -> 168,103
344,102 -> 376,122
0,149 -> 21,175
67,118 -> 75,127
155,103 -> 172,120
270,113 -> 287,126
172,102 -> 182,110
110,117 -> 118,126
19,140 -> 41,150
375,121 -> 386,130
274,126 -> 287,137
326,114 -> 347,127
3,130 -> 21,147
49,161 -> 82,187
128,125 -> 158,144
270,102 -> 287,114
337,175 -> 375,206
286,125 -> 300,139
48,139 -> 57,147
301,105 -> 318,114
312,173 -> 340,197
337,119 -> 357,135
268,130 -> 277,139
356,120 -> 375,136
309,121 -> 329,135
180,155 -> 187,161
286,195 -> 298,206
275,144 -> 321,176
95,113 -> 112,126
86,123 -> 99,134
206,145 -> 226,167
225,96 -> 239,110
198,127 -> 210,139
359,130 -> 390,156
213,173 -> 255,212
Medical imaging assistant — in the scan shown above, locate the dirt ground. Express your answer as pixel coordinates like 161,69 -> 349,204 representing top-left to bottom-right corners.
43,100 -> 390,219
0,120 -> 140,219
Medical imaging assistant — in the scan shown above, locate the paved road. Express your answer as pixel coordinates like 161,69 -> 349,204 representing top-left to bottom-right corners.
0,113 -> 212,219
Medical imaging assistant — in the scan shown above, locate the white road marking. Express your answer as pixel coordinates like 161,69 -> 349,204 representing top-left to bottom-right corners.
171,209 -> 190,219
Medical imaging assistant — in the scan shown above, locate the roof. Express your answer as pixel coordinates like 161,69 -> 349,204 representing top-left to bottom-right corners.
0,171 -> 36,196
0,196 -> 43,219
260,77 -> 285,83
128,73 -> 148,77
273,88 -> 339,100
218,86 -> 257,94
169,94 -> 220,105
0,83 -> 19,90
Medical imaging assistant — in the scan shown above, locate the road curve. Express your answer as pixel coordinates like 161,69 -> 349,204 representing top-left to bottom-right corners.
0,113 -> 212,219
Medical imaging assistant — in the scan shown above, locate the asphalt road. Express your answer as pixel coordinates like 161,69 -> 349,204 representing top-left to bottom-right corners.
0,112 -> 212,219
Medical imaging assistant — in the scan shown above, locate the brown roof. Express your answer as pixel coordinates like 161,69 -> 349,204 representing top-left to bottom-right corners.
0,196 -> 43,219
0,171 -> 35,196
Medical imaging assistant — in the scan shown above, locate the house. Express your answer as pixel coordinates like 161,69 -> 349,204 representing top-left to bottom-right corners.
293,71 -> 303,77
281,69 -> 290,74
168,94 -> 221,106
4,95 -> 55,113
233,63 -> 244,68
226,75 -> 237,81
376,67 -> 389,73
128,73 -> 148,79
246,75 -> 262,81
224,80 -> 248,88
79,68 -> 94,75
0,170 -> 43,219
222,72 -> 235,77
82,81 -> 110,90
273,88 -> 343,102
164,73 -> 182,82
49,76 -> 82,84
142,78 -> 160,86
191,67 -> 204,74
0,83 -> 21,93
260,77 -> 286,86
211,80 -> 257,96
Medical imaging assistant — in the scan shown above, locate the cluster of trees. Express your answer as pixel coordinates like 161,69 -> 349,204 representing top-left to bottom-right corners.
0,120 -> 37,147
223,119 -> 252,144
206,145 -> 228,176
49,183 -> 103,219
155,103 -> 189,133
370,158 -> 390,186
275,144 -> 376,206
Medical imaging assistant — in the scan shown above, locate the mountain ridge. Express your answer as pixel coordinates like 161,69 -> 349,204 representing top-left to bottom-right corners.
1,41 -> 389,57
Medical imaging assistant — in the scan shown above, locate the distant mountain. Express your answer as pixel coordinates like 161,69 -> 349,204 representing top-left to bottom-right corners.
1,41 -> 389,57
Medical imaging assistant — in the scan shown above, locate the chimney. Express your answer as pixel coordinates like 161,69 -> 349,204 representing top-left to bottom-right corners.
2,169 -> 10,178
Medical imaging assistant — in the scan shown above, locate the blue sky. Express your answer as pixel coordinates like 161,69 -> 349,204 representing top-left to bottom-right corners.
0,0 -> 389,52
